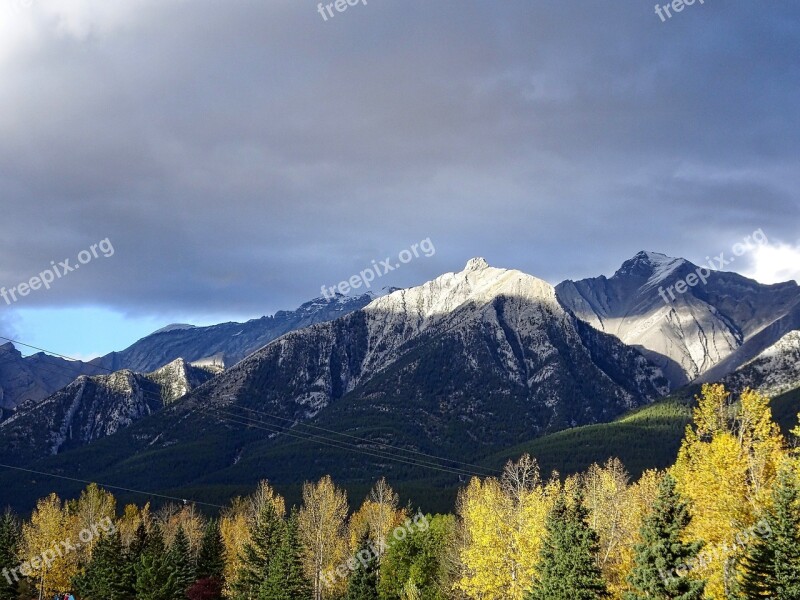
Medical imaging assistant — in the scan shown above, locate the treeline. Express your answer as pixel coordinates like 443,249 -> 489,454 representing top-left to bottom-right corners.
1,384 -> 800,600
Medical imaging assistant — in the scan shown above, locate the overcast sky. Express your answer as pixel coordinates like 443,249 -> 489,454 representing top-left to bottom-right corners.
0,0 -> 798,358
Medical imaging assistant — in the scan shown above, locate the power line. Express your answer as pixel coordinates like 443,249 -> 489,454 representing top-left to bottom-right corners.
0,462 -> 224,508
228,402 -> 499,476
0,335 -> 499,485
204,406 -> 492,478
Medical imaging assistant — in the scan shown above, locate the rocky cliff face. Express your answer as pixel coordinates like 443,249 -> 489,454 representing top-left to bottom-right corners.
0,342 -> 102,412
722,330 -> 800,397
144,258 -> 669,454
556,251 -> 800,387
0,359 -> 215,464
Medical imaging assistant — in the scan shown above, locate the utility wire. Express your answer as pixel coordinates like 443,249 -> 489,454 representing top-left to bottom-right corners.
0,335 -> 499,484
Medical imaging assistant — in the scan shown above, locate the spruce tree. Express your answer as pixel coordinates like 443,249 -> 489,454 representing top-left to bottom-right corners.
169,526 -> 197,598
135,526 -> 180,600
196,520 -> 226,582
233,499 -> 285,600
625,474 -> 705,600
344,532 -> 379,600
527,491 -> 609,600
121,522 -> 149,596
259,509 -> 311,600
0,510 -> 20,600
740,467 -> 800,599
74,530 -> 131,600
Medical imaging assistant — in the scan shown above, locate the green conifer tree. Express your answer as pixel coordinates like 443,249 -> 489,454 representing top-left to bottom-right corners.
0,510 -> 20,600
259,510 -> 311,600
527,491 -> 609,600
740,467 -> 800,599
169,526 -> 196,599
344,532 -> 379,600
625,474 -> 705,600
74,530 -> 131,600
196,520 -> 225,583
233,499 -> 284,600
135,526 -> 179,600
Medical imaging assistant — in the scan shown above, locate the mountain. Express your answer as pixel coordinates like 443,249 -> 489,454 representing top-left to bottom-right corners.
556,251 -> 800,387
0,342 -> 102,413
0,358 -> 216,465
721,330 -> 800,397
0,293 -> 372,417
180,257 -> 668,442
92,293 -> 375,373
0,258 -> 670,511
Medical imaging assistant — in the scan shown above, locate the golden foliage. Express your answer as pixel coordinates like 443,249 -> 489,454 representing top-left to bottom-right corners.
672,384 -> 785,598
456,454 -> 559,600
298,475 -> 349,600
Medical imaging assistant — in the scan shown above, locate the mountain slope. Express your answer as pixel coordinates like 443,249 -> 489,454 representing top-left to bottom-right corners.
0,258 -> 670,510
0,358 -> 215,465
722,330 -> 800,396
196,257 -> 668,440
0,342 -> 101,413
92,294 -> 374,374
556,251 -> 800,387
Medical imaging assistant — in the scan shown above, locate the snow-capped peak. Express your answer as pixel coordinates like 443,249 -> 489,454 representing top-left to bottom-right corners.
365,257 -> 557,325
615,250 -> 686,287
465,257 -> 490,271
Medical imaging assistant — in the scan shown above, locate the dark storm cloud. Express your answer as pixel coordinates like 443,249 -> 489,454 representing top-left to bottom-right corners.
0,0 -> 797,318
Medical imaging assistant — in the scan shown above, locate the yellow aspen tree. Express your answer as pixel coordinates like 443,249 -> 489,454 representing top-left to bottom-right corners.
671,384 -> 786,599
582,458 -> 633,598
116,502 -> 152,549
248,479 -> 287,522
220,497 -> 251,598
619,468 -> 663,594
456,455 -> 557,600
155,503 -> 206,555
20,493 -> 76,597
349,478 -> 405,558
72,484 -> 116,566
298,475 -> 349,600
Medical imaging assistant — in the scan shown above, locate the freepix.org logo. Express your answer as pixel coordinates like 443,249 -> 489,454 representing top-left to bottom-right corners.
1,238 -> 114,306
317,0 -> 368,22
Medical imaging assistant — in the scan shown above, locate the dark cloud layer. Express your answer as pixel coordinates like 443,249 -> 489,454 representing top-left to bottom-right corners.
0,0 -> 798,319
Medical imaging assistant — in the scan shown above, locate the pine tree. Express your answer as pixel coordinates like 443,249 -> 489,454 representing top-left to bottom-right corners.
344,532 -> 379,600
196,520 -> 226,582
259,510 -> 312,600
527,491 -> 609,600
169,526 -> 197,599
625,474 -> 705,600
233,497 -> 285,600
74,530 -> 132,600
740,467 -> 800,599
0,510 -> 20,600
135,526 -> 180,600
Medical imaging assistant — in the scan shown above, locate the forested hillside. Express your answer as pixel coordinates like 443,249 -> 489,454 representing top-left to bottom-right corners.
3,384 -> 800,600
